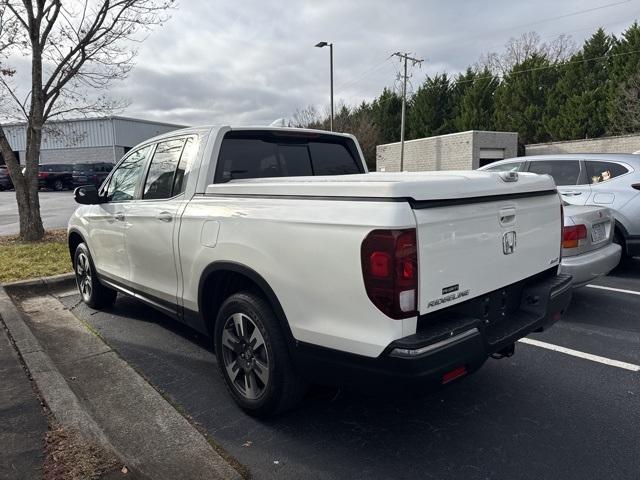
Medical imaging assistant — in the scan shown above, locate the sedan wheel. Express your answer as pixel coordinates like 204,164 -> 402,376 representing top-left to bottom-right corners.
54,179 -> 64,191
221,312 -> 270,400
75,251 -> 93,303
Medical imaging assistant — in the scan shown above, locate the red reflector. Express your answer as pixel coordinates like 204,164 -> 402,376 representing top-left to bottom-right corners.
442,366 -> 467,384
370,251 -> 391,277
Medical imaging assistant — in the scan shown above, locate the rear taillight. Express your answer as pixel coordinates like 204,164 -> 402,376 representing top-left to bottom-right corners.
562,224 -> 587,249
38,172 -> 47,178
361,229 -> 418,319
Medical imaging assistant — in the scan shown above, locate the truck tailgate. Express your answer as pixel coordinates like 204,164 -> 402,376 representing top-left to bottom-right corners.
414,192 -> 561,314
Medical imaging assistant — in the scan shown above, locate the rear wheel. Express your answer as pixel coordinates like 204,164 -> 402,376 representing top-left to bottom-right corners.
74,243 -> 117,309
215,292 -> 306,417
53,179 -> 64,191
613,228 -> 630,263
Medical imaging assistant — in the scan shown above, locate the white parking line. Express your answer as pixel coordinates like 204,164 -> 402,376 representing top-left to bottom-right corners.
518,338 -> 640,372
586,284 -> 640,296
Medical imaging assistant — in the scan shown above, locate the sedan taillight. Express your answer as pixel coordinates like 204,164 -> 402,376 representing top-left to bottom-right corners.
562,224 -> 587,249
361,229 -> 418,319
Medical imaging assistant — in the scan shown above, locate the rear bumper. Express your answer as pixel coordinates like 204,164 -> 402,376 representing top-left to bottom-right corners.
292,271 -> 573,390
560,243 -> 621,287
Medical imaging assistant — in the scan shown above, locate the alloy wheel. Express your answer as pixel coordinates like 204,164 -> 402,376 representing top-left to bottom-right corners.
221,312 -> 270,400
76,252 -> 93,302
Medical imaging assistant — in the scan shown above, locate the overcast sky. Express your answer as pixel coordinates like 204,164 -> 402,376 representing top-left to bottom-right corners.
112,0 -> 640,126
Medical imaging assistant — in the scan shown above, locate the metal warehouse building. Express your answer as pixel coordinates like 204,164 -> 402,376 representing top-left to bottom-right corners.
0,116 -> 185,166
376,130 -> 518,172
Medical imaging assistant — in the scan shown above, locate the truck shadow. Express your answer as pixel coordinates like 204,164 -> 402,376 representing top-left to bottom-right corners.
62,292 -> 638,480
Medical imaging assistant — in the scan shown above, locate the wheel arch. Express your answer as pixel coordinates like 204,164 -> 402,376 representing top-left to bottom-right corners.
198,261 -> 296,349
68,228 -> 85,265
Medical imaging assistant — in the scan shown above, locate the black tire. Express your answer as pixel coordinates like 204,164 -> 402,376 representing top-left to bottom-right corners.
214,292 -> 306,417
53,179 -> 64,191
613,228 -> 630,263
73,243 -> 117,309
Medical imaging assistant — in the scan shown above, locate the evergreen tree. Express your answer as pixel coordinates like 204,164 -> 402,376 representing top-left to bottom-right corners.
449,68 -> 477,130
493,53 -> 559,145
370,88 -> 402,144
608,22 -> 640,133
407,73 -> 454,139
546,28 -> 613,139
454,68 -> 499,131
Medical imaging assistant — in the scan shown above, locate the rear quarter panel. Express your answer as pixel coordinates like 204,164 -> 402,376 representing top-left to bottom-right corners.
178,197 -> 415,357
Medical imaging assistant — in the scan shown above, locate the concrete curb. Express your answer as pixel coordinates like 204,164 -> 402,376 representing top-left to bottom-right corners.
0,286 -> 121,470
0,286 -> 242,480
3,272 -> 75,294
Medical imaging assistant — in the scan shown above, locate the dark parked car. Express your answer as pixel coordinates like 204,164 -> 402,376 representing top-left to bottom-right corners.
0,165 -> 13,190
72,162 -> 114,188
38,164 -> 74,191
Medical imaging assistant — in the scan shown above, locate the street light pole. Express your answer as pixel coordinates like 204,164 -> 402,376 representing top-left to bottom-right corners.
315,41 -> 334,131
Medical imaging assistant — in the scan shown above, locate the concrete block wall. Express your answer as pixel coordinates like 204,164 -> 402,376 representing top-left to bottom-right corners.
376,131 -> 518,172
526,133 -> 640,155
376,131 -> 475,172
20,146 -> 125,165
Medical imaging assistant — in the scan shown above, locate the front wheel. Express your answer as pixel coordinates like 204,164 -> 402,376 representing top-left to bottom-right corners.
74,243 -> 117,309
215,292 -> 306,417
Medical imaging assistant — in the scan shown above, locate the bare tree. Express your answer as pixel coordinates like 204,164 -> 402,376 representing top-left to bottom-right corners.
0,0 -> 173,241
291,105 -> 321,128
478,31 -> 575,75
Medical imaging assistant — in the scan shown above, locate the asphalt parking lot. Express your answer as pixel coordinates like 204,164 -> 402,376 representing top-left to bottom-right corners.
58,259 -> 640,480
0,190 -> 76,235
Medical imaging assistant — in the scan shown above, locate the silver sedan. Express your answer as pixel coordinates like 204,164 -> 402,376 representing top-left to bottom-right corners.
561,204 -> 621,287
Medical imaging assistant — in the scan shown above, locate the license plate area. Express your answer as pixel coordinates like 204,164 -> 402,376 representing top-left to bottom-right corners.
591,222 -> 607,244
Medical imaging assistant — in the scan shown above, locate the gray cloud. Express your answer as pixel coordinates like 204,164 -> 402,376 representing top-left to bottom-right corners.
108,0 -> 639,126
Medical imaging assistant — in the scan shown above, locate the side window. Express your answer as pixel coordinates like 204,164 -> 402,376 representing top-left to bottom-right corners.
528,160 -> 580,186
172,137 -> 198,196
484,162 -> 523,172
586,161 -> 629,184
106,145 -> 151,201
142,139 -> 185,200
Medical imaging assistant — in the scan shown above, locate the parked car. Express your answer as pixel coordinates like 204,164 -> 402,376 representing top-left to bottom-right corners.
479,154 -> 640,259
38,164 -> 74,191
68,126 -> 572,416
0,165 -> 13,190
72,162 -> 114,188
561,203 -> 621,287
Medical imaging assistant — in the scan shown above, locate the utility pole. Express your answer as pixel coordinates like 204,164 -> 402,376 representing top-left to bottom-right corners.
392,52 -> 423,171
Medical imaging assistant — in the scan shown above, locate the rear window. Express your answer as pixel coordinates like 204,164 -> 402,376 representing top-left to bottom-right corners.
73,164 -> 92,172
528,160 -> 580,186
586,161 -> 629,184
214,131 -> 363,183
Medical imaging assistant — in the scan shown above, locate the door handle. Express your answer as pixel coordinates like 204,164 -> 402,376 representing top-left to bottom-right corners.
156,211 -> 173,222
561,191 -> 582,196
114,212 -> 125,221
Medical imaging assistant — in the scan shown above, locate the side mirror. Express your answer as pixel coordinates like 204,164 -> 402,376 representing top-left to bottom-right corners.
74,185 -> 105,205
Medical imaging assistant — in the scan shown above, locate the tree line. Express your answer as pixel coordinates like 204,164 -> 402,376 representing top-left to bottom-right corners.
294,23 -> 640,169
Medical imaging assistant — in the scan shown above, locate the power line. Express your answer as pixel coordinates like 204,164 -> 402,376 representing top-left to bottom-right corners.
392,52 -> 423,171
334,55 -> 393,94
450,47 -> 640,86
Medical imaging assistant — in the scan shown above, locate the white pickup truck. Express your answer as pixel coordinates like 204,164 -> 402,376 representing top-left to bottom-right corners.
69,126 -> 572,416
